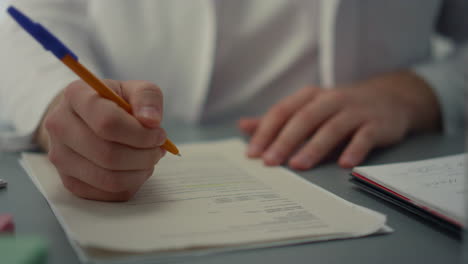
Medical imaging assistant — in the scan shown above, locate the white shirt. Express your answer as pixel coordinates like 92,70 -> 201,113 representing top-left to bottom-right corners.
0,0 -> 321,150
1,0 -> 466,150
203,0 -> 320,122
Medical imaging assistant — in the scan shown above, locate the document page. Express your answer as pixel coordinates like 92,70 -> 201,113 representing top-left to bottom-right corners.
353,154 -> 466,225
22,139 -> 386,255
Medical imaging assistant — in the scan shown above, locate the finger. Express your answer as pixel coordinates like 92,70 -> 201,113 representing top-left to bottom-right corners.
247,86 -> 319,157
59,174 -> 139,202
122,80 -> 164,128
238,117 -> 261,135
64,81 -> 167,148
288,111 -> 362,170
49,140 -> 154,193
338,124 -> 377,168
262,91 -> 344,166
46,102 -> 165,171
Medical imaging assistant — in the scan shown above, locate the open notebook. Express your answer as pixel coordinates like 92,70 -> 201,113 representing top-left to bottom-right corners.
22,139 -> 389,263
351,153 -> 466,233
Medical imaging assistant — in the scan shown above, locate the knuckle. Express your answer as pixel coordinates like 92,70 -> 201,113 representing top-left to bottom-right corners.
268,104 -> 290,122
361,127 -> 378,141
94,111 -> 121,140
44,104 -> 68,138
98,143 -> 121,169
48,146 -> 61,166
295,107 -> 313,122
44,113 -> 60,136
325,122 -> 346,137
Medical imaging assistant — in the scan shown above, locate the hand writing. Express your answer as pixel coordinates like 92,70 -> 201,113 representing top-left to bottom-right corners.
38,80 -> 166,201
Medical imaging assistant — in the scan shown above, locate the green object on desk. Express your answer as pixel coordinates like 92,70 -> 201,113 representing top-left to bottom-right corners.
0,236 -> 48,264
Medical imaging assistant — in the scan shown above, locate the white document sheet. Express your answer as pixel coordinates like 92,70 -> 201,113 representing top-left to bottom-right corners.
22,139 -> 388,260
353,153 -> 466,225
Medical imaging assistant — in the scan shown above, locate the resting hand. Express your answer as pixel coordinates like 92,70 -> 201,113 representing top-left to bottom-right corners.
37,80 -> 166,201
239,71 -> 441,170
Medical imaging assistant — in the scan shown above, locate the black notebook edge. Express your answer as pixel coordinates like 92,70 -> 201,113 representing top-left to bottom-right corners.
349,174 -> 462,236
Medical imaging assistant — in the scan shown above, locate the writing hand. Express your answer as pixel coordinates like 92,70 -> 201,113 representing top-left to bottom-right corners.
37,80 -> 166,201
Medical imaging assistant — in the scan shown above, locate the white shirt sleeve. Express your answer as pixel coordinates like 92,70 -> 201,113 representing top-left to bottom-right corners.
0,0 -> 102,150
411,0 -> 468,135
412,44 -> 468,135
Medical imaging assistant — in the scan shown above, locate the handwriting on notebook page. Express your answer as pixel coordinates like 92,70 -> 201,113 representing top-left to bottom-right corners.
393,155 -> 465,195
357,154 -> 465,222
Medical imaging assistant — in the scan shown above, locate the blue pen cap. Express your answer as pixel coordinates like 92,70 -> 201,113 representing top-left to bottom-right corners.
7,6 -> 78,61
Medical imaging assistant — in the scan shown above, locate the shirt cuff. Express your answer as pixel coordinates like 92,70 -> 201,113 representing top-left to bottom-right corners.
411,61 -> 466,135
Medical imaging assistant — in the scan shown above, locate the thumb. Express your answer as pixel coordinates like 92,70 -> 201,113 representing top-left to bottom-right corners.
122,80 -> 164,128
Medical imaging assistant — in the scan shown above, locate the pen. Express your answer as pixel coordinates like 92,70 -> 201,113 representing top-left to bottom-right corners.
7,6 -> 180,156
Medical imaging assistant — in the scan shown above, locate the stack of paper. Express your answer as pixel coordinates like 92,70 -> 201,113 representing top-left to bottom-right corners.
22,139 -> 389,262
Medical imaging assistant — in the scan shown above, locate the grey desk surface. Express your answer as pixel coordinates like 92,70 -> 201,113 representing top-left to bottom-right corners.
0,121 -> 464,264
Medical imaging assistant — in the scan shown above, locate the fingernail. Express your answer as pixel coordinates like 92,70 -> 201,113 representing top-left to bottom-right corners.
247,144 -> 263,157
263,151 -> 282,165
138,106 -> 158,120
291,155 -> 313,169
